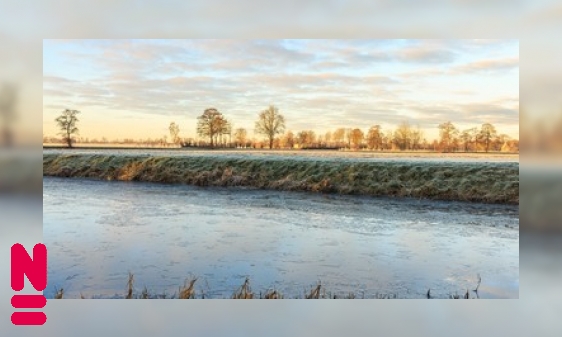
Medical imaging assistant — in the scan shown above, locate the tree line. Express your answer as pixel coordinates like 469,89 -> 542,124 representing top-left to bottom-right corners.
187,105 -> 517,153
50,106 -> 518,153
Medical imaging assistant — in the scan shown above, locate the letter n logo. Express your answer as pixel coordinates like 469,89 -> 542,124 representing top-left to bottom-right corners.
11,243 -> 47,325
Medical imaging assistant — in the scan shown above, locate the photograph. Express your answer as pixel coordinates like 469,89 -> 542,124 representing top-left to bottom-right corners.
42,39 -> 519,299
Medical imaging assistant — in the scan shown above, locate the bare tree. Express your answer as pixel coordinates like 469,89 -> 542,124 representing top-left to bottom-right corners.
460,127 -> 477,152
381,131 -> 390,150
349,128 -> 364,149
218,119 -> 232,147
501,139 -> 519,152
438,121 -> 458,152
297,130 -> 316,148
55,109 -> 81,148
345,128 -> 353,148
333,128 -> 346,148
410,125 -> 423,150
234,128 -> 247,147
421,138 -> 428,151
169,122 -> 180,144
197,108 -> 227,148
366,125 -> 382,150
255,105 -> 286,149
393,121 -> 411,151
317,135 -> 324,147
281,131 -> 295,149
495,133 -> 511,152
324,131 -> 332,147
478,123 -> 497,153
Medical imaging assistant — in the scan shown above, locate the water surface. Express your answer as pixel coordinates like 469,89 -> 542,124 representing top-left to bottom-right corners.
43,177 -> 519,299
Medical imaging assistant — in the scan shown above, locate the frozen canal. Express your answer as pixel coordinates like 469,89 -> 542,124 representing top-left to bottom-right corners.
43,176 -> 519,299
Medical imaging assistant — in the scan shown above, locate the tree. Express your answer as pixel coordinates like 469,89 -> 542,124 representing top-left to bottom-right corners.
366,125 -> 383,150
410,125 -> 423,150
169,122 -> 180,144
460,128 -> 477,152
255,105 -> 286,149
234,128 -> 247,147
478,123 -> 497,153
216,119 -> 232,147
197,108 -> 227,148
324,131 -> 332,147
421,138 -> 428,151
349,128 -> 364,149
431,139 -> 439,151
345,128 -> 353,148
501,139 -> 519,152
55,109 -> 80,148
381,131 -> 390,150
281,131 -> 295,149
297,130 -> 316,148
495,134 -> 511,152
438,121 -> 458,152
317,135 -> 324,147
393,121 -> 411,151
333,128 -> 346,148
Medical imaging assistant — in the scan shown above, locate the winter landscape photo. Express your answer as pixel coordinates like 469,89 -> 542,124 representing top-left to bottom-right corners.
43,39 -> 519,299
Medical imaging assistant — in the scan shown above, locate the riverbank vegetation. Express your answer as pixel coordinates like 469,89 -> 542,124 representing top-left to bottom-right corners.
43,153 -> 519,204
50,273 -> 482,300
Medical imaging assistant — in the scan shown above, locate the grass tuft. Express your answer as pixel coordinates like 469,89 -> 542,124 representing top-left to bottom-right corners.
179,277 -> 198,299
126,272 -> 134,299
232,277 -> 254,299
54,287 -> 64,299
306,283 -> 322,299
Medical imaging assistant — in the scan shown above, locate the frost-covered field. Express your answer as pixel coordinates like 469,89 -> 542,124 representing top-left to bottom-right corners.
43,148 -> 519,163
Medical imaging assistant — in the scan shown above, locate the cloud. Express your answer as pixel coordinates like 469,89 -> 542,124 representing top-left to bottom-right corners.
43,39 -> 519,139
451,57 -> 519,74
404,101 -> 519,129
395,44 -> 457,63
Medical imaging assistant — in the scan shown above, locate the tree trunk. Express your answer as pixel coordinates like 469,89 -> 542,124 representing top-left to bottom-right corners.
66,129 -> 72,148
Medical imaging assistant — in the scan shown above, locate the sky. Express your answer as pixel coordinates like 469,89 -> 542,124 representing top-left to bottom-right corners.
43,39 -> 519,142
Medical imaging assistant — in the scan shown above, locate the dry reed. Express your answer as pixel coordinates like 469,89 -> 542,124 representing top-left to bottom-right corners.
53,273 -> 483,299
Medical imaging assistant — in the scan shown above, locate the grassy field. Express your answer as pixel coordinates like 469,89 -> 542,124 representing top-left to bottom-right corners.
43,147 -> 519,163
43,153 -> 519,204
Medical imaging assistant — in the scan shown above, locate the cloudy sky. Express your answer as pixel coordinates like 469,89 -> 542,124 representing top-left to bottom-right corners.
43,39 -> 519,141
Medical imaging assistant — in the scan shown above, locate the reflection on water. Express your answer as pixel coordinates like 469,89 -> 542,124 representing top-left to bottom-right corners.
43,177 -> 519,299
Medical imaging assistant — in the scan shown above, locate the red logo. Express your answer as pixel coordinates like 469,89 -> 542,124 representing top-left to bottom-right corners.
11,243 -> 47,325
